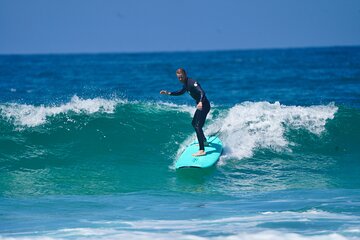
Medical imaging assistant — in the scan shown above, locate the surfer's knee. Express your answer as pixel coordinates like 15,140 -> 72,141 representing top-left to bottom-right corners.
193,124 -> 202,132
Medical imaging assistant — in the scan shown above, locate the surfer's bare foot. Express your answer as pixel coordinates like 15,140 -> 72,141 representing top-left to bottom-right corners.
192,150 -> 206,157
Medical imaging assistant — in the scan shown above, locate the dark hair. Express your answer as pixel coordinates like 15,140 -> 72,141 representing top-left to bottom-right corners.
176,68 -> 186,75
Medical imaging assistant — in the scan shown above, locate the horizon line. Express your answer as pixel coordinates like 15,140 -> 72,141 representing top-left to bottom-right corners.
0,44 -> 359,56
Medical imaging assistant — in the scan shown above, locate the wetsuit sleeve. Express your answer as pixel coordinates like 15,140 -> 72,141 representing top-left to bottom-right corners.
194,82 -> 206,102
169,85 -> 186,96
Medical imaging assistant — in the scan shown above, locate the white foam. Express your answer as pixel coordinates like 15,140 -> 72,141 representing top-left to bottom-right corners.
1,210 -> 358,240
116,210 -> 357,232
0,229 -> 352,240
205,101 -> 338,161
151,101 -> 196,116
0,95 -> 124,127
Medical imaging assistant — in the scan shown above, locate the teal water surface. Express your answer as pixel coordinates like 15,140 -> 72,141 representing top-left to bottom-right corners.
0,47 -> 360,239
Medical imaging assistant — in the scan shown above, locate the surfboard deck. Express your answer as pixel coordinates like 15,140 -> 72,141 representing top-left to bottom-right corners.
175,136 -> 223,169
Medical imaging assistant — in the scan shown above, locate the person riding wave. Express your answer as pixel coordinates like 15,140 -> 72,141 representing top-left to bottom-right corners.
160,68 -> 210,156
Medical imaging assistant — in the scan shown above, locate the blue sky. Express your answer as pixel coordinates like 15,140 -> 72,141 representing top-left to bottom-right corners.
0,0 -> 360,54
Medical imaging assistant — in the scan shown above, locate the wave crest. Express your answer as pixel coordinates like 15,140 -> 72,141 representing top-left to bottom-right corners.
207,101 -> 338,160
0,96 -> 122,127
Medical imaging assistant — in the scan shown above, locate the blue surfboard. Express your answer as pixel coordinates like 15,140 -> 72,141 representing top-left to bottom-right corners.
175,136 -> 223,169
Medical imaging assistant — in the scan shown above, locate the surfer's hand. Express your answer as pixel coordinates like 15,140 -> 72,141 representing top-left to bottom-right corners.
160,90 -> 169,95
197,102 -> 203,110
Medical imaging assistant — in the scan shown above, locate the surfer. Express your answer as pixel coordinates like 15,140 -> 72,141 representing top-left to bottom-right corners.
160,68 -> 211,157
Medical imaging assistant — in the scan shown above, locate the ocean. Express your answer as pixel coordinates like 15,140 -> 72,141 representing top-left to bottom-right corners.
0,46 -> 359,239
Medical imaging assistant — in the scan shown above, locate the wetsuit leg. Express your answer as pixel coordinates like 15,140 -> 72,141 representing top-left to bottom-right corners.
192,101 -> 210,151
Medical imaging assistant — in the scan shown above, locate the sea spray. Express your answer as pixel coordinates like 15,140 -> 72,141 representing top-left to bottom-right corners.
0,96 -> 121,127
204,102 -> 338,161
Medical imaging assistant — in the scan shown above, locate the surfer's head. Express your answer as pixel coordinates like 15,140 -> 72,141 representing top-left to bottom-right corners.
176,68 -> 187,83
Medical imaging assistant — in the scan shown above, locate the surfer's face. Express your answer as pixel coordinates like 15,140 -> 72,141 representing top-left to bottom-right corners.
177,73 -> 186,83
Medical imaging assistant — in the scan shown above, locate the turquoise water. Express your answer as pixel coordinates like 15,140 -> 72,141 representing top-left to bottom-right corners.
0,47 -> 360,239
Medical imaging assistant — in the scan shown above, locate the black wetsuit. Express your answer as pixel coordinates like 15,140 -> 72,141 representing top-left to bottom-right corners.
169,78 -> 211,151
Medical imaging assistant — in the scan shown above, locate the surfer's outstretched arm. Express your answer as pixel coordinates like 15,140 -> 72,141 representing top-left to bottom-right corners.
169,85 -> 186,96
160,85 -> 186,96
